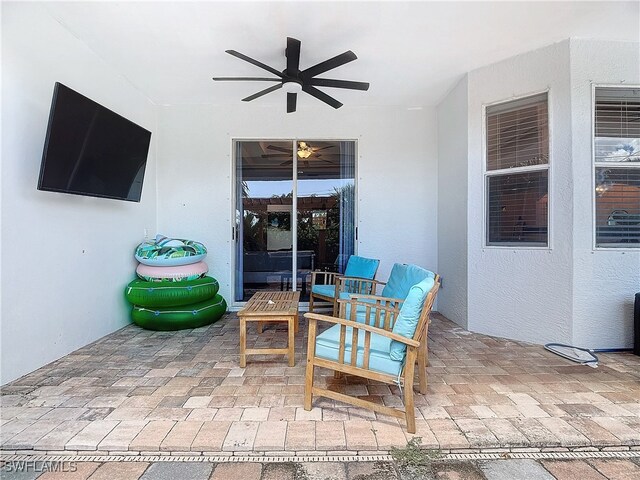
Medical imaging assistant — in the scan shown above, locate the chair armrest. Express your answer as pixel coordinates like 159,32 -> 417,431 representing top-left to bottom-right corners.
303,312 -> 420,348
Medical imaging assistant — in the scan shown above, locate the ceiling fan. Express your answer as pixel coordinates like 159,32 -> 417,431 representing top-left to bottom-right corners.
213,37 -> 369,113
262,143 -> 336,166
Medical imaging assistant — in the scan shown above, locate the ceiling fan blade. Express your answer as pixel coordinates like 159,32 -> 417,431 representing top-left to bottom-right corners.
302,85 -> 343,109
287,92 -> 297,113
225,50 -> 284,78
212,77 -> 282,81
301,51 -> 357,78
314,145 -> 335,152
280,160 -> 293,166
308,78 -> 369,91
286,37 -> 301,74
267,145 -> 293,153
242,83 -> 283,102
262,154 -> 291,158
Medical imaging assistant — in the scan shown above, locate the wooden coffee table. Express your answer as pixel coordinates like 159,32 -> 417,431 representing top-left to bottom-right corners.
238,291 -> 301,367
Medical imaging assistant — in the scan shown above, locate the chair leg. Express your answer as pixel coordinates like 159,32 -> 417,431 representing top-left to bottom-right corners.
304,360 -> 315,411
425,341 -> 429,367
334,371 -> 342,379
404,349 -> 417,434
309,293 -> 315,313
304,320 -> 318,411
418,341 -> 428,395
425,321 -> 431,367
331,296 -> 338,316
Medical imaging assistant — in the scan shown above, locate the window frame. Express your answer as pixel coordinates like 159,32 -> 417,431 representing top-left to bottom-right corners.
592,83 -> 640,251
482,89 -> 553,250
229,137 -> 360,306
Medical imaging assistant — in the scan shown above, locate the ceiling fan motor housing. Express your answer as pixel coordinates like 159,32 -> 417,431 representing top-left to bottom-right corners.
283,81 -> 302,94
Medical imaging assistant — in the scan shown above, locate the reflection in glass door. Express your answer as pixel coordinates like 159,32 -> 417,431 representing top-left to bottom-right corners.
235,140 -> 356,302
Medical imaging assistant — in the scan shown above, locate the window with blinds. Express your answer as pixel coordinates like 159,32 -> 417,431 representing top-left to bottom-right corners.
594,87 -> 640,247
485,93 -> 549,246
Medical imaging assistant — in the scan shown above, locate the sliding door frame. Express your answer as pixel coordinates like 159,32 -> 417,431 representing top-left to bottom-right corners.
230,137 -> 359,308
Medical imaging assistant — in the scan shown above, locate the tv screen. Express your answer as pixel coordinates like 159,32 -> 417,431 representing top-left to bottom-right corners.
38,83 -> 152,202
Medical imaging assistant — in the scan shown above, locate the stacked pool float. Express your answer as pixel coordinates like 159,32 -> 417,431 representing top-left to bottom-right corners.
125,234 -> 226,331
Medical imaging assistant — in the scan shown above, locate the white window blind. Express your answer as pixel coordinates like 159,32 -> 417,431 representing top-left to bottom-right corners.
486,93 -> 549,247
594,87 -> 640,247
487,93 -> 549,171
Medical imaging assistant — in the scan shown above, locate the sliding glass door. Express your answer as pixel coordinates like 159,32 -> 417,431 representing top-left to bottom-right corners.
234,140 -> 356,302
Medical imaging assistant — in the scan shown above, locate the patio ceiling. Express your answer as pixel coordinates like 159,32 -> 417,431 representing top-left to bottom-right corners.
43,1 -> 639,108
240,141 -> 344,181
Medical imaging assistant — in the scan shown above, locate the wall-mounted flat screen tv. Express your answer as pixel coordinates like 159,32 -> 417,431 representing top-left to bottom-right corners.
38,82 -> 152,202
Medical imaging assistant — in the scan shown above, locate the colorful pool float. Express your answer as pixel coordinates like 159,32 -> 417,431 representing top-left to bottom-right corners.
136,261 -> 208,282
135,234 -> 207,266
125,276 -> 219,308
131,294 -> 227,331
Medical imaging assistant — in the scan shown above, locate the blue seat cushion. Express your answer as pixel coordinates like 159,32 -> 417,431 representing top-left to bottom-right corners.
381,264 -> 435,300
315,324 -> 403,377
344,255 -> 380,280
389,276 -> 435,360
312,284 -> 336,299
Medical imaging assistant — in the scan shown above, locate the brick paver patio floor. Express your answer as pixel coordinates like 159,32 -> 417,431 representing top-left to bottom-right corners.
1,313 -> 639,455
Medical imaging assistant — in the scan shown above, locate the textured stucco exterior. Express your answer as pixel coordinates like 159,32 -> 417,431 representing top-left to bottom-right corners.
155,104 -> 439,307
437,76 -> 469,328
569,39 -> 640,348
467,41 -> 574,346
437,38 -> 639,348
1,4 -> 157,384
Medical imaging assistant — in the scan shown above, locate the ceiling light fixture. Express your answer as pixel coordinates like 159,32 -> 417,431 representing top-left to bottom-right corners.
595,183 -> 609,196
297,141 -> 313,159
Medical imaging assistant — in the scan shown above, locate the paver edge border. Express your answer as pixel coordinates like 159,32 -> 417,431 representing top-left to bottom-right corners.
1,450 -> 639,464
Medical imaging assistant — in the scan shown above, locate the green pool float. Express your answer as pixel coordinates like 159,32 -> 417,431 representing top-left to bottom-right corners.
125,276 -> 219,307
131,294 -> 227,331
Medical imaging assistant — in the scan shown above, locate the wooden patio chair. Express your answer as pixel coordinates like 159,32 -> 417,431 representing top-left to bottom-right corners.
338,264 -> 439,395
308,255 -> 380,315
303,276 -> 440,433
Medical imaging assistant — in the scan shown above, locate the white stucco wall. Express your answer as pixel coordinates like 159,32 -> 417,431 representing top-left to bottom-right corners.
466,41 -> 574,345
1,4 -> 157,384
155,104 -> 438,306
569,39 -> 640,349
446,38 -> 639,348
437,76 -> 469,328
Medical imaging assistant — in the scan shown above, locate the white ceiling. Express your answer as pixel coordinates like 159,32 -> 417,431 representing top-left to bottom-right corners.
44,1 -> 639,109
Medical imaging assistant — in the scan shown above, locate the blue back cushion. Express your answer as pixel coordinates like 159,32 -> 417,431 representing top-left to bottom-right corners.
382,264 -> 435,300
389,276 -> 435,360
344,255 -> 380,279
